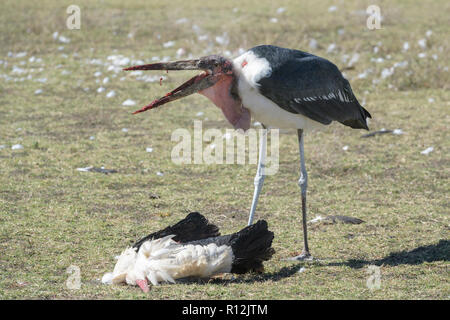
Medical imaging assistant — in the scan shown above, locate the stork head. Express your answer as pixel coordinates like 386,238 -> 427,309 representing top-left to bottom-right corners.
124,55 -> 233,114
124,55 -> 251,130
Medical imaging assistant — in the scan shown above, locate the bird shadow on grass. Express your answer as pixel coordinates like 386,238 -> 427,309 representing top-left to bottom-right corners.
324,239 -> 450,269
176,240 -> 449,286
177,265 -> 301,286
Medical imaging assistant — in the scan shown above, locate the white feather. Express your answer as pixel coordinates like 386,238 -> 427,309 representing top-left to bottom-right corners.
233,51 -> 272,87
104,236 -> 234,288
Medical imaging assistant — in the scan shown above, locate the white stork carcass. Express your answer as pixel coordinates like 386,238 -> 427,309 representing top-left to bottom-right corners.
102,212 -> 274,292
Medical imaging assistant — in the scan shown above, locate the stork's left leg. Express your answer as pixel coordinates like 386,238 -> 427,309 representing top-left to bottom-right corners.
291,129 -> 312,260
247,127 -> 267,226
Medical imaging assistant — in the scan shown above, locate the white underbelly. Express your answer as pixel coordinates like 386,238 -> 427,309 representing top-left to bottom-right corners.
238,81 -> 323,131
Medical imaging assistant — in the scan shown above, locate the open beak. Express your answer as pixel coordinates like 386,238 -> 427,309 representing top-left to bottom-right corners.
124,59 -> 218,114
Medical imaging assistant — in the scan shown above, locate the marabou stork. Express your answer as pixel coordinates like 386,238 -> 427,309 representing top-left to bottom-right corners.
124,45 -> 372,260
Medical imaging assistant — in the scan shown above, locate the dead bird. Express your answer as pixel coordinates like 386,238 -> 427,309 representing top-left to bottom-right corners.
102,213 -> 274,292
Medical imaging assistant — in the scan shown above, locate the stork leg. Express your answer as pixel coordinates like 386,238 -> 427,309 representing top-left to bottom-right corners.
291,129 -> 312,260
247,126 -> 267,226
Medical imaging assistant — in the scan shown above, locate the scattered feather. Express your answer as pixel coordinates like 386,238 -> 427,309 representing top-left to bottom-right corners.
215,33 -> 229,46
107,55 -> 130,66
12,144 -> 24,150
328,6 -> 338,12
175,18 -> 189,24
326,43 -> 336,53
163,41 -> 175,48
418,39 -> 427,49
58,35 -> 71,43
309,216 -> 324,224
393,61 -> 408,68
418,52 -> 427,58
381,67 -> 394,79
347,53 -> 360,67
309,39 -> 318,50
122,99 -> 136,106
129,70 -> 143,76
357,70 -> 370,79
176,48 -> 186,58
12,66 -> 26,74
361,129 -> 393,138
77,166 -> 117,174
14,52 -> 27,58
403,42 -> 410,51
420,147 -> 434,155
314,215 -> 364,225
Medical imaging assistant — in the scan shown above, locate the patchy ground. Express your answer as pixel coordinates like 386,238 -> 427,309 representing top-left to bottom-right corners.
0,0 -> 448,299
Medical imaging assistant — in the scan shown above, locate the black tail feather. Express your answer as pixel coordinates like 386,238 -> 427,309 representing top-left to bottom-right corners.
340,103 -> 372,130
229,220 -> 275,274
132,212 -> 220,250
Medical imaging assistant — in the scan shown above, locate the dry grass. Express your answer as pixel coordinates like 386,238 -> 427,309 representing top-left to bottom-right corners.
0,0 -> 448,299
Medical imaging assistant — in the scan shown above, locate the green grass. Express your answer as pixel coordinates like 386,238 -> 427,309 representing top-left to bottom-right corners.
0,0 -> 449,299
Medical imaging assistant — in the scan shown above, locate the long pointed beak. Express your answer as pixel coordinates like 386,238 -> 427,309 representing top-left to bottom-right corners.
124,59 -> 219,115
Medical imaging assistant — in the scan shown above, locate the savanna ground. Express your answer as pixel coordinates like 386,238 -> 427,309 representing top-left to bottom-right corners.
0,0 -> 449,300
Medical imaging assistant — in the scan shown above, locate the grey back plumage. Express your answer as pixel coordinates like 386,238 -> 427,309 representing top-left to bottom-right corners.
251,45 -> 371,129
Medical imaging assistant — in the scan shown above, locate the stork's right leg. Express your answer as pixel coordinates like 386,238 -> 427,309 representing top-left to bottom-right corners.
247,127 -> 267,226
290,129 -> 312,261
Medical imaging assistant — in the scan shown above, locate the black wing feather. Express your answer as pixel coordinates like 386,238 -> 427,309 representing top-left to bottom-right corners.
251,45 -> 371,129
132,212 -> 220,250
